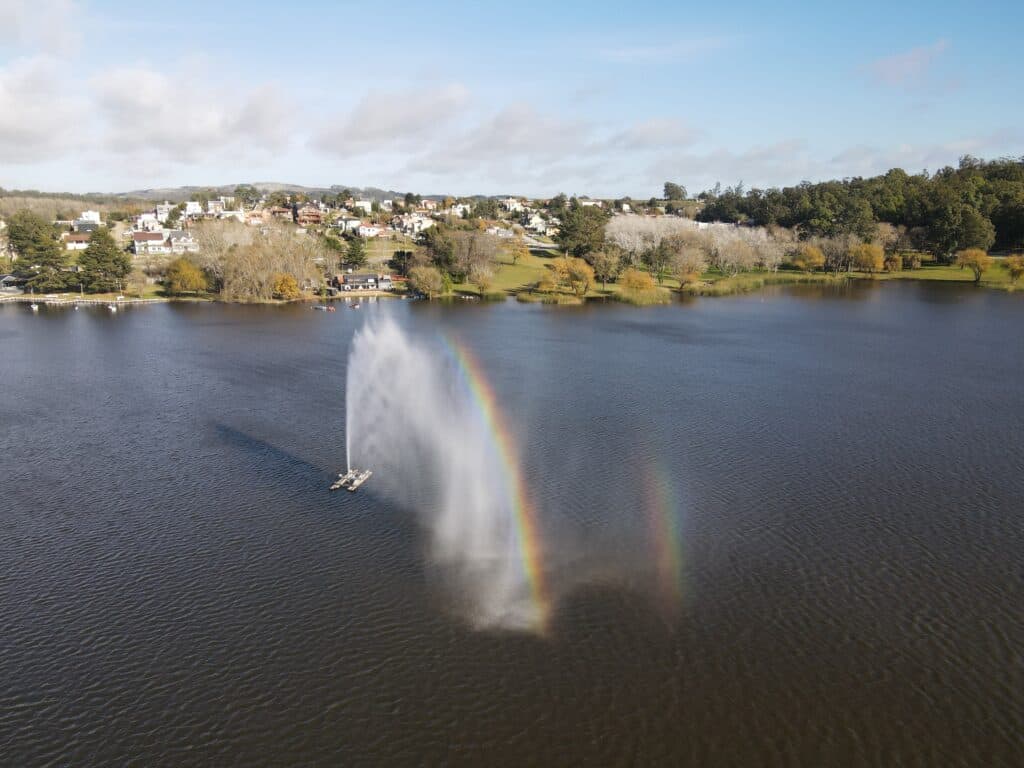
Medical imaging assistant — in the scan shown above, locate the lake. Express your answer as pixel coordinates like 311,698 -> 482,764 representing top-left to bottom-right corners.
1,282 -> 1021,766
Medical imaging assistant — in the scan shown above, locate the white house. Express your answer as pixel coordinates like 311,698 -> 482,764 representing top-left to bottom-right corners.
155,201 -> 174,223
79,210 -> 102,224
353,200 -> 373,215
501,197 -> 524,213
135,212 -> 161,231
183,201 -> 204,218
207,199 -> 225,215
337,217 -> 362,233
62,233 -> 91,251
357,224 -> 382,238
579,199 -> 603,208
167,231 -> 200,253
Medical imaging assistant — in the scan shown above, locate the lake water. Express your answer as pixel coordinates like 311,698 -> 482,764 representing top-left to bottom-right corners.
1,283 -> 1022,766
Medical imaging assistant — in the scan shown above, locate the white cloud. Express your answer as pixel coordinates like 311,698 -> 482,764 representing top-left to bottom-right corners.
0,0 -> 79,54
313,83 -> 470,156
91,66 -> 293,163
866,40 -> 949,87
0,56 -> 81,162
605,118 -> 699,150
408,102 -> 590,177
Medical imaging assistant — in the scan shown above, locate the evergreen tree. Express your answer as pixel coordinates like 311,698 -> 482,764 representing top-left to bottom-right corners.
346,236 -> 367,268
8,210 -> 67,292
77,227 -> 132,293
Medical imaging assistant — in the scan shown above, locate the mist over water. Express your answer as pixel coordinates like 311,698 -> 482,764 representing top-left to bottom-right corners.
346,319 -> 544,630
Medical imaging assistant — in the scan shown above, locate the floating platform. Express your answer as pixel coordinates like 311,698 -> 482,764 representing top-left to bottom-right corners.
330,469 -> 372,492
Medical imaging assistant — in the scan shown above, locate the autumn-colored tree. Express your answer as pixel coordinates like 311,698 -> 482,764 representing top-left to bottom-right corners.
619,267 -> 656,291
164,257 -> 208,295
1003,255 -> 1024,284
791,244 -> 824,273
508,236 -> 529,265
272,273 -> 301,300
408,265 -> 445,298
851,242 -> 885,274
564,257 -> 594,297
955,248 -> 992,283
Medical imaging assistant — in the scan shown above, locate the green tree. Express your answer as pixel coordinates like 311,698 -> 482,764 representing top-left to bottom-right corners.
664,182 -> 687,201
164,257 -> 208,295
77,227 -> 132,292
346,236 -> 367,268
590,250 -> 621,289
165,203 -> 185,227
234,184 -> 261,207
556,203 -> 609,259
408,265 -> 444,298
8,210 -> 67,291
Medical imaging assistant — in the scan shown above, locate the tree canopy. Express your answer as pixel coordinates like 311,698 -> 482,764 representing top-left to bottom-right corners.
696,156 -> 1024,257
77,227 -> 131,292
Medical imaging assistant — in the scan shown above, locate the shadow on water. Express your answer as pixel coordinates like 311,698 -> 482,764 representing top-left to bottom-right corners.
213,421 -> 328,480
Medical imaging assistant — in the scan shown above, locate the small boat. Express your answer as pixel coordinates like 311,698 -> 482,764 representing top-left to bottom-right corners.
108,304 -> 117,312
30,302 -> 39,311
330,468 -> 372,491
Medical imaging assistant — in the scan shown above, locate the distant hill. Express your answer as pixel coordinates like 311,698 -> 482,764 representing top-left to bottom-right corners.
123,183 -> 420,202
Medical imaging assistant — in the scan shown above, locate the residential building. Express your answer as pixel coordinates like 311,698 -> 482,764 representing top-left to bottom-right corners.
79,210 -> 102,224
183,201 -> 204,218
156,201 -> 175,223
357,224 -> 382,238
62,232 -> 92,251
132,231 -> 169,255
354,200 -> 373,215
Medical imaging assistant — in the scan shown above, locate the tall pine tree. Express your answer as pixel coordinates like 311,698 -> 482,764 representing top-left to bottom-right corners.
8,211 -> 68,292
77,227 -> 132,293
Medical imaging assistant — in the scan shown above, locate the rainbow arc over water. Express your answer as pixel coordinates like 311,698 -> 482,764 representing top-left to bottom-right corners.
439,336 -> 551,631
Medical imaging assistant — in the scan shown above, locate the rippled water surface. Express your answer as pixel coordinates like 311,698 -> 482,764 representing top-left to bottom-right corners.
1,283 -> 1022,766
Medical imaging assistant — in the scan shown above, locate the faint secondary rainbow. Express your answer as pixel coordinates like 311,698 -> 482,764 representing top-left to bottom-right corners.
644,460 -> 685,608
438,335 -> 551,631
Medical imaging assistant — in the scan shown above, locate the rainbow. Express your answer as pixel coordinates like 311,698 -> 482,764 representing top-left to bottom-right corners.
644,461 -> 685,608
438,336 -> 551,631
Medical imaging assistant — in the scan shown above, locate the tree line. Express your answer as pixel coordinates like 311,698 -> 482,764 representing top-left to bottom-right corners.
695,156 -> 1024,258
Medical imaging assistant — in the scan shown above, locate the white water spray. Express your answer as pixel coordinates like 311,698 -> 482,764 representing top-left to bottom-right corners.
346,319 -> 544,631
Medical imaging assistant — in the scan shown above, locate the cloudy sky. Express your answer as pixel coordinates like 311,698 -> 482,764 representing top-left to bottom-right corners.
1,0 -> 1021,197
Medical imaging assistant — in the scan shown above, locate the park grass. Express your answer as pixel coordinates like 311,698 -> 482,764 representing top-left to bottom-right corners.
852,262 -> 1017,289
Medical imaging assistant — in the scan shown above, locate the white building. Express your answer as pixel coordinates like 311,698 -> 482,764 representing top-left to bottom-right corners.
354,200 -> 373,215
183,201 -> 204,218
357,224 -> 382,238
135,212 -> 161,232
79,210 -> 102,224
156,201 -> 174,223
501,197 -> 524,213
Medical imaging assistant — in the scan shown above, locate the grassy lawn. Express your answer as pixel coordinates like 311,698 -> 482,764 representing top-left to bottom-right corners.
853,262 -> 1016,288
365,235 -> 420,268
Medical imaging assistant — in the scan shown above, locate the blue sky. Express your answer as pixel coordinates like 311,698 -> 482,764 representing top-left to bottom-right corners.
1,0 -> 1021,196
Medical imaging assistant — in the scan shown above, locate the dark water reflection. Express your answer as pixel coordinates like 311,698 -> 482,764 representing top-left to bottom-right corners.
1,283 -> 1021,766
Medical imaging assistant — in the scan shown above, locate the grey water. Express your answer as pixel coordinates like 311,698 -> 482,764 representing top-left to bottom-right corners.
1,282 -> 1022,766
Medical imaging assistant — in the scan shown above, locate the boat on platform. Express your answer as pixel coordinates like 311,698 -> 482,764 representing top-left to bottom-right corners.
330,468 -> 373,491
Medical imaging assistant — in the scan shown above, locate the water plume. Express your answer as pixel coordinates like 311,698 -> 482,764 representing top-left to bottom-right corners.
346,319 -> 550,632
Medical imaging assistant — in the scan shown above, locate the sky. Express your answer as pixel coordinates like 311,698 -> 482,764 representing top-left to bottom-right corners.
1,0 -> 1022,197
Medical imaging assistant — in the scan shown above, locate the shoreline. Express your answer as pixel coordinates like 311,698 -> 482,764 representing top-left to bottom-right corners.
2,269 -> 1018,310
